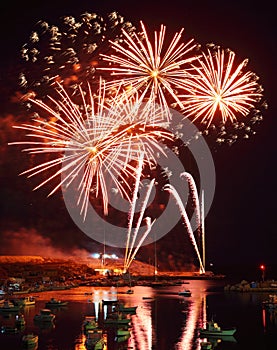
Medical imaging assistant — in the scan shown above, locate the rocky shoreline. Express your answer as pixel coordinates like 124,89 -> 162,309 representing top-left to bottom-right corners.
224,279 -> 277,292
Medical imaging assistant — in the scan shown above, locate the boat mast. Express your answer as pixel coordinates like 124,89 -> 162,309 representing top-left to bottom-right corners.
201,190 -> 206,273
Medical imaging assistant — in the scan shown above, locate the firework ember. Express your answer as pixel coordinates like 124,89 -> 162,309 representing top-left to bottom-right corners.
19,11 -> 136,101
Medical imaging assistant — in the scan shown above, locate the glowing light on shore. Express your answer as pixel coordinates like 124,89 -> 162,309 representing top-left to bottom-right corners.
181,45 -> 263,127
100,21 -> 198,119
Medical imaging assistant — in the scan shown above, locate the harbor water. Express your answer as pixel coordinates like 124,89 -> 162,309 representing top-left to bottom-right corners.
0,279 -> 275,349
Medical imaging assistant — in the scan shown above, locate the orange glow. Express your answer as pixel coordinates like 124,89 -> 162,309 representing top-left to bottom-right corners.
90,60 -> 98,67
73,63 -> 81,72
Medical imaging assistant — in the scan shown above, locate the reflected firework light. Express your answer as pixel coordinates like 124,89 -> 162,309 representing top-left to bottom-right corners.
99,20 -> 199,119
180,44 -> 267,146
9,80 -> 173,219
19,11 -> 136,102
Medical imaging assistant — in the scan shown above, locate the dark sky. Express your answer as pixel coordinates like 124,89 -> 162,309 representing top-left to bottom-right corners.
0,0 -> 276,276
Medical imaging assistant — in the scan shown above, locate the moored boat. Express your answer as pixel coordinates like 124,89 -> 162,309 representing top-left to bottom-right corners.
125,289 -> 134,294
22,333 -> 38,348
115,329 -> 131,342
15,313 -> 26,328
14,296 -> 36,307
1,325 -> 19,334
34,308 -> 55,322
102,299 -> 118,305
45,298 -> 68,308
83,316 -> 98,333
199,319 -> 236,337
262,294 -> 277,309
178,289 -> 192,297
85,329 -> 104,349
0,300 -> 22,312
200,340 -> 213,349
104,313 -> 131,326
118,304 -> 138,314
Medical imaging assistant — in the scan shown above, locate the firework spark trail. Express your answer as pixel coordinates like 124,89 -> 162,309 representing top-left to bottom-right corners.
125,217 -> 155,271
125,178 -> 155,270
180,172 -> 201,239
180,46 -> 263,127
99,21 -> 198,120
164,184 -> 205,273
124,153 -> 144,272
10,81 -> 173,219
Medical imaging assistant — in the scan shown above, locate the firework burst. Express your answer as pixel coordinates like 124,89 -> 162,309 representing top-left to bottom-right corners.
180,44 -> 264,127
9,80 -> 173,218
19,11 -> 136,101
99,21 -> 198,119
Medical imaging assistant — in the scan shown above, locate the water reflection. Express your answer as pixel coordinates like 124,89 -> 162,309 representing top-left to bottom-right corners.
0,280 -> 272,350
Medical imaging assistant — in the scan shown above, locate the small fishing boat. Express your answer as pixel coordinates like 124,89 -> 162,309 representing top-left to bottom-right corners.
45,298 -> 68,308
1,325 -> 19,334
125,289 -> 134,294
142,296 -> 155,300
118,304 -> 138,314
102,299 -> 118,305
115,329 -> 131,342
178,289 -> 192,297
22,333 -> 38,348
199,319 -> 236,337
0,300 -> 21,312
85,329 -> 104,349
262,294 -> 277,309
15,313 -> 26,328
104,313 -> 131,326
83,316 -> 98,333
33,308 -> 55,322
14,296 -> 36,307
200,340 -> 213,349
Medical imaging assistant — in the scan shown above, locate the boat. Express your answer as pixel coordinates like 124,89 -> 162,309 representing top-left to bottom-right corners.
102,299 -> 118,306
14,296 -> 36,307
125,289 -> 134,294
22,333 -> 38,348
115,329 -> 131,342
85,329 -> 105,349
178,289 -> 192,297
199,319 -> 236,337
200,340 -> 213,349
94,339 -> 106,350
1,325 -> 19,334
142,296 -> 155,300
33,308 -> 55,322
104,313 -> 131,326
0,300 -> 22,312
118,303 -> 138,314
45,298 -> 68,308
83,316 -> 98,333
15,313 -> 26,328
262,294 -> 277,309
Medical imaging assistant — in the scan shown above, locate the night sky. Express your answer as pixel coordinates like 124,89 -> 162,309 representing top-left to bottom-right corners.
0,0 -> 276,279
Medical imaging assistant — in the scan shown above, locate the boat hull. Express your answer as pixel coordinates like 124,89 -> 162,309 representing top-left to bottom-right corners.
199,329 -> 236,337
